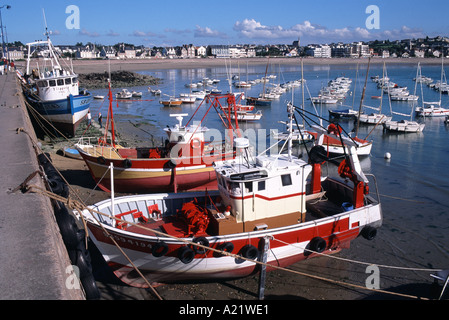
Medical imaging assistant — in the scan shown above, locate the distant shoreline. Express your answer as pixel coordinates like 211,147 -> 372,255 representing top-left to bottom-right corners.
16,56 -> 443,75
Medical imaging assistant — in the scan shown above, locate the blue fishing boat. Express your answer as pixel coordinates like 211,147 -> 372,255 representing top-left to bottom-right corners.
19,25 -> 91,137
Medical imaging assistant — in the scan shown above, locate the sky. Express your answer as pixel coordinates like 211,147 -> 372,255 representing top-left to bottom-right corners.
3,0 -> 449,47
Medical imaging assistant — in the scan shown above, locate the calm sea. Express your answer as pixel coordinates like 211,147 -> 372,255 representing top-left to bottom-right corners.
88,61 -> 449,278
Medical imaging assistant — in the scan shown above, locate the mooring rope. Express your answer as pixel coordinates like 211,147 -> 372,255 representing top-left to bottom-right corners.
13,126 -> 443,301
18,178 -> 436,301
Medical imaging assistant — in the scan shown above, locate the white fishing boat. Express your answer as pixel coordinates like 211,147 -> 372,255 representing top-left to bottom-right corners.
132,91 -> 143,98
415,102 -> 449,117
75,102 -> 382,287
116,89 -> 133,99
383,119 -> 425,133
310,96 -> 339,104
180,96 -> 196,104
19,21 -> 91,137
230,110 -> 263,121
358,113 -> 392,124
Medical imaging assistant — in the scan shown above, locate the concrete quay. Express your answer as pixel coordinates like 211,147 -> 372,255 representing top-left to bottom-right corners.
0,73 -> 84,300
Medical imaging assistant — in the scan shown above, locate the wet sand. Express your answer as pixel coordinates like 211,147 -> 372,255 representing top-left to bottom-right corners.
48,148 -> 446,302
38,57 -> 447,303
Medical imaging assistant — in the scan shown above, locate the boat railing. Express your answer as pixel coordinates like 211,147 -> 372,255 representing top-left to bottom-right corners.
76,136 -> 98,147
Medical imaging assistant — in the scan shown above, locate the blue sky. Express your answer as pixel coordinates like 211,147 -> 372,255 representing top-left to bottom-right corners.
3,0 -> 449,46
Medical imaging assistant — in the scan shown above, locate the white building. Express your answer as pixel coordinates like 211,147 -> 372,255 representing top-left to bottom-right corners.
306,45 -> 331,58
196,46 -> 206,57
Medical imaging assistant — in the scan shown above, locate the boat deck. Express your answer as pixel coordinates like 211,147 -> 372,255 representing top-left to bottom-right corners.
113,193 -> 350,238
80,145 -> 123,159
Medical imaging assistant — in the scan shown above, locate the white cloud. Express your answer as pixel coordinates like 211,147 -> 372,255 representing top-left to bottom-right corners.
233,19 -> 425,43
106,30 -> 120,37
79,29 -> 100,38
194,25 -> 228,39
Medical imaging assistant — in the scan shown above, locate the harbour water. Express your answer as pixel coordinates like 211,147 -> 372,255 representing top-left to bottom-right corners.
86,61 -> 449,299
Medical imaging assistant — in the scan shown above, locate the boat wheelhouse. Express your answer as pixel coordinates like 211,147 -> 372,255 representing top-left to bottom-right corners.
76,103 -> 383,287
19,28 -> 91,137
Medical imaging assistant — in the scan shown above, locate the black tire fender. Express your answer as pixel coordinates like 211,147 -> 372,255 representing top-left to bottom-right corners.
152,241 -> 169,257
192,237 -> 209,255
178,246 -> 195,264
240,244 -> 258,260
309,237 -> 327,253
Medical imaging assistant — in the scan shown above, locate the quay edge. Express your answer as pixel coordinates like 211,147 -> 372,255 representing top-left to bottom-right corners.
0,73 -> 84,300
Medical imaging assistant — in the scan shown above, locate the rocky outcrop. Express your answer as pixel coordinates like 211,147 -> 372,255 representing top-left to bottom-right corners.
78,71 -> 160,89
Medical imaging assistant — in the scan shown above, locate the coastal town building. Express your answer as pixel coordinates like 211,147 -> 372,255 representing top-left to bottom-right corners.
25,34 -> 447,61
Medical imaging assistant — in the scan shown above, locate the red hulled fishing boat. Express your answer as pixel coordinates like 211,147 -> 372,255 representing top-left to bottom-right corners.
76,103 -> 382,287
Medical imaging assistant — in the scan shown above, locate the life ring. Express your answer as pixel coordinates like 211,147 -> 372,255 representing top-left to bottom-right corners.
240,244 -> 258,260
178,246 -> 195,264
152,241 -> 169,257
361,226 -> 377,241
309,237 -> 327,253
191,138 -> 202,149
192,237 -> 209,254
97,156 -> 106,165
123,158 -> 132,168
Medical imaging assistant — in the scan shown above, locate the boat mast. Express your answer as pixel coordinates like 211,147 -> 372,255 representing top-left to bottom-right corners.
356,57 -> 371,136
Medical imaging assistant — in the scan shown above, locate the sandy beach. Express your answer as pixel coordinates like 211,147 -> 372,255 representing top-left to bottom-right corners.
17,56 -> 445,76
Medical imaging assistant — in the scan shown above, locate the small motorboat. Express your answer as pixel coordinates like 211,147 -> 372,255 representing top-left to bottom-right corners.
116,89 -> 132,99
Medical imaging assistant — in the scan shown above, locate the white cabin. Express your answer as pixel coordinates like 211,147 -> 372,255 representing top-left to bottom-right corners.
214,138 -> 313,232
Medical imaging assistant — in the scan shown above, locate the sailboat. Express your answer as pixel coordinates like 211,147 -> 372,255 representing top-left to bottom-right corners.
75,102 -> 382,287
383,63 -> 425,133
358,62 -> 392,125
246,58 -> 272,106
415,58 -> 449,117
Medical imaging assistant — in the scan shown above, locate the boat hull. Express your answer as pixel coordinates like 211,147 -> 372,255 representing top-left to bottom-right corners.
24,91 -> 91,136
76,146 -> 233,193
79,180 -> 382,287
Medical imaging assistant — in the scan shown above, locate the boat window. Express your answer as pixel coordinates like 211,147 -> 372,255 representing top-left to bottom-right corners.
258,180 -> 265,191
49,80 -> 56,87
230,182 -> 241,195
281,174 -> 292,187
72,77 -> 78,84
244,182 -> 253,193
38,81 -> 48,88
65,78 -> 72,85
57,79 -> 64,86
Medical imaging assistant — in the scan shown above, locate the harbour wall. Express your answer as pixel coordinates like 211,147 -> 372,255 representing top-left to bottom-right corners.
0,73 -> 84,300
